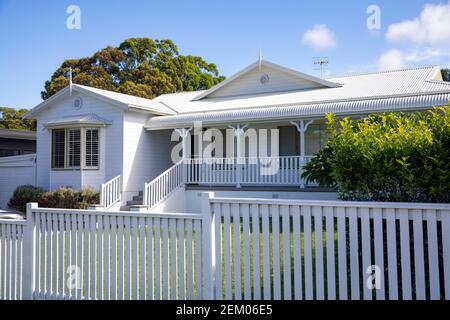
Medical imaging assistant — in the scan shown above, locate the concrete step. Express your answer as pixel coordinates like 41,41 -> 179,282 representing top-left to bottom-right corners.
120,205 -> 131,211
138,190 -> 143,197
126,200 -> 143,206
132,195 -> 143,202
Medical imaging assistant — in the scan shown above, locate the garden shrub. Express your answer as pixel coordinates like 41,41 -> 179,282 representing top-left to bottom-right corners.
302,106 -> 450,202
8,185 -> 46,213
8,186 -> 100,213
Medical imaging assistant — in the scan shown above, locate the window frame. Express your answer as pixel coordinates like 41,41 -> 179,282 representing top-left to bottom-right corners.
51,127 -> 100,170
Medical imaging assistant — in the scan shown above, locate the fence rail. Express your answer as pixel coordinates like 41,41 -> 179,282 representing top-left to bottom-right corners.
100,175 -> 121,210
0,197 -> 449,300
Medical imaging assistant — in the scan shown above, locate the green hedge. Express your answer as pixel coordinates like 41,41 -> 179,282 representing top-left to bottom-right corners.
8,185 -> 100,213
302,106 -> 450,202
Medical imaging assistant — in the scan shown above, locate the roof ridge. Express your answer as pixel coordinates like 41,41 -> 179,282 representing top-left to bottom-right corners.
73,83 -> 156,101
326,65 -> 438,79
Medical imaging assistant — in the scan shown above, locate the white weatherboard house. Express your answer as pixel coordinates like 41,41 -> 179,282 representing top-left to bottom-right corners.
21,60 -> 450,212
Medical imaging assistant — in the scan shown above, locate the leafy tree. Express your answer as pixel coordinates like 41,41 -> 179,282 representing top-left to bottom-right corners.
0,107 -> 36,131
302,106 -> 450,203
442,69 -> 450,81
42,38 -> 225,100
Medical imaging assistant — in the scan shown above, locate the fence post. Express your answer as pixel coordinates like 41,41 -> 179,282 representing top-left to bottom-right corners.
23,202 -> 38,300
442,211 -> 450,300
201,192 -> 215,300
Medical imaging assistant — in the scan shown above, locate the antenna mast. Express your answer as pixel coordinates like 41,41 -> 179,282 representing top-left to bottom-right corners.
68,67 -> 73,96
313,57 -> 329,78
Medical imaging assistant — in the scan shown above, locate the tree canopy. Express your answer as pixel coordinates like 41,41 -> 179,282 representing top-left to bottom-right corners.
42,38 -> 225,100
442,69 -> 450,82
0,107 -> 36,131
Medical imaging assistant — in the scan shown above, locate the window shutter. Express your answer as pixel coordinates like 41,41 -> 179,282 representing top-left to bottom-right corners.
67,129 -> 81,167
52,129 -> 65,168
85,129 -> 99,168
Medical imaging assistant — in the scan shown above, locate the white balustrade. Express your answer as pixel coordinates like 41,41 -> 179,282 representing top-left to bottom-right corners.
101,175 -> 121,210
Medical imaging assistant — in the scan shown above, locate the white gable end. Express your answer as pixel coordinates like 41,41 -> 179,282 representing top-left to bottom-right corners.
193,60 -> 340,100
208,64 -> 324,98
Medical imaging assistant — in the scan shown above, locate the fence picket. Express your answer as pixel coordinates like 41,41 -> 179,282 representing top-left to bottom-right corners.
251,204 -> 261,300
261,204 -> 271,300
443,213 -> 450,300
425,209 -> 440,300
147,217 -> 154,300
313,206 -> 324,300
324,206 -> 335,300
170,219 -> 177,299
232,203 -> 242,300
154,218 -> 161,300
186,220 -> 194,300
271,205 -> 281,300
281,205 -> 292,300
242,204 -> 251,300
348,207 -> 359,300
412,209 -> 426,300
373,208 -> 385,300
223,203 -> 232,299
360,207 -> 372,300
103,215 -> 110,300
139,217 -> 145,300
399,209 -> 412,300
386,209 -> 398,300
337,207 -> 347,300
303,206 -> 313,299
213,203 -> 223,299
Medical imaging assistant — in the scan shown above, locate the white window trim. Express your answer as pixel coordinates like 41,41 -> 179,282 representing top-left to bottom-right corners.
51,127 -> 100,171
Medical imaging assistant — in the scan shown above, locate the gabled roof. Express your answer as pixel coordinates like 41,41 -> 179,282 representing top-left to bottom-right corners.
24,84 -> 176,119
193,60 -> 341,100
43,114 -> 112,128
145,66 -> 450,129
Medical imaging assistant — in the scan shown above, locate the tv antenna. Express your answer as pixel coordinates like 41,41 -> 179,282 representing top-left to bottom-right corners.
313,57 -> 329,78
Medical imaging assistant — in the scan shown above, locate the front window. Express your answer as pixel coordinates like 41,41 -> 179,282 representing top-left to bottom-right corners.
51,128 -> 99,169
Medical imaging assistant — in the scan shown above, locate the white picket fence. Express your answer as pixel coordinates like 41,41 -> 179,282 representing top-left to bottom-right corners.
0,218 -> 26,300
0,196 -> 449,300
206,197 -> 450,300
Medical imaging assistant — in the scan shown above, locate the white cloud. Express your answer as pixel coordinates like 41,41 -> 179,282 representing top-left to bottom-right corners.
302,24 -> 337,50
386,1 -> 450,46
378,49 -> 405,71
379,1 -> 450,70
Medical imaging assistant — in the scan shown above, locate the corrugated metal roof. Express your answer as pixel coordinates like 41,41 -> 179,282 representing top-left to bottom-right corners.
147,66 -> 450,114
145,93 -> 450,129
73,84 -> 175,114
43,114 -> 113,128
145,66 -> 450,129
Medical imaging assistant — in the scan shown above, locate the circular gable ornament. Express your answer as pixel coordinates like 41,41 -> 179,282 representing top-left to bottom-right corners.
74,97 -> 83,110
259,73 -> 270,85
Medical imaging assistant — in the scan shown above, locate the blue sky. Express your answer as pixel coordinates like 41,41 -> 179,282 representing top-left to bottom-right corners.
1,0 -> 449,108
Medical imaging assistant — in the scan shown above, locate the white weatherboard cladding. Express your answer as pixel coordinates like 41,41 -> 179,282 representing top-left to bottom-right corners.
208,64 -> 324,98
122,112 -> 177,203
34,93 -> 123,191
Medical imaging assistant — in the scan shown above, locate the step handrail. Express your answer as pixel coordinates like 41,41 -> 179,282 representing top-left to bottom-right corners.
100,175 -> 121,209
143,161 -> 184,209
